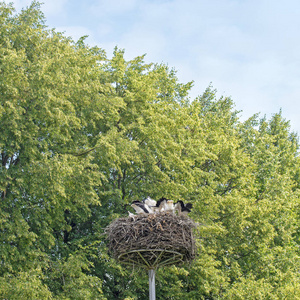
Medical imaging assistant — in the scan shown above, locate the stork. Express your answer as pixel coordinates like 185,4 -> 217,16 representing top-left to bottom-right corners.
131,200 -> 153,214
164,199 -> 175,213
155,197 -> 167,212
155,197 -> 175,213
174,200 -> 193,215
143,197 -> 157,208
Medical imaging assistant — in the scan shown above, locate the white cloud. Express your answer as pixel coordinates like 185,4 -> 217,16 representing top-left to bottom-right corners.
40,0 -> 69,16
89,0 -> 138,17
87,0 -> 300,133
3,0 -> 68,15
3,0 -> 300,133
3,0 -> 31,11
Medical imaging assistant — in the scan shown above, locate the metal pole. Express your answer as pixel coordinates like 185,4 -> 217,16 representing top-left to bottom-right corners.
148,268 -> 156,300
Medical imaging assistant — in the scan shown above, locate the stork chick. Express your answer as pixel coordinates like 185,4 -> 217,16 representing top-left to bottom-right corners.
155,197 -> 167,212
143,197 -> 157,213
164,199 -> 175,213
174,200 -> 193,215
131,201 -> 153,214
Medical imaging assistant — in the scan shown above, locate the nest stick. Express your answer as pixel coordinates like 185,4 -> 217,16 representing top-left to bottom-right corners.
105,212 -> 197,267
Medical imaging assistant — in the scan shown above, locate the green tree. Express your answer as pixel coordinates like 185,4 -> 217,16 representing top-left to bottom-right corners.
0,2 -> 107,298
1,2 -> 300,299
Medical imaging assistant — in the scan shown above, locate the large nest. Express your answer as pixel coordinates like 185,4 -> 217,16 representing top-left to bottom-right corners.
105,212 -> 197,268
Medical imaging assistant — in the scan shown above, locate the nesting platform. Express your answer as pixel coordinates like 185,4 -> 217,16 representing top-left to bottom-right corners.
106,212 -> 197,269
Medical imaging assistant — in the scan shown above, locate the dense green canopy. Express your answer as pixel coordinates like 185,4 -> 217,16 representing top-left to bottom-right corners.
1,2 -> 300,299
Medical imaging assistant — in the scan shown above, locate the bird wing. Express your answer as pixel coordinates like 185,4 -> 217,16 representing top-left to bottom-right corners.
143,203 -> 153,214
131,204 -> 143,214
131,202 -> 149,214
143,197 -> 157,207
185,203 -> 193,210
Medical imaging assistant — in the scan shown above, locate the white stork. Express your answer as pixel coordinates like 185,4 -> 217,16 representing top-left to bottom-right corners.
174,200 -> 193,215
155,197 -> 175,213
164,199 -> 175,213
155,197 -> 167,212
143,196 -> 157,207
131,200 -> 153,214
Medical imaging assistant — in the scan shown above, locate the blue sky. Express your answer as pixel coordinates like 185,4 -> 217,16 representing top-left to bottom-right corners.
6,0 -> 300,134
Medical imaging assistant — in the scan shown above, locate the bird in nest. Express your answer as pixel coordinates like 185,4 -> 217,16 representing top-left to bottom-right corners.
129,197 -> 193,216
143,196 -> 157,209
174,200 -> 193,216
130,196 -> 160,215
130,200 -> 154,214
155,197 -> 175,213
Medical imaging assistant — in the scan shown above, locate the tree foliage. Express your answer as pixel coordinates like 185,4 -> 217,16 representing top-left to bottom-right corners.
1,2 -> 300,299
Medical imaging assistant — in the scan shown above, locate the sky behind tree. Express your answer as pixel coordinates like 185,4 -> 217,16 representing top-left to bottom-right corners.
6,0 -> 300,134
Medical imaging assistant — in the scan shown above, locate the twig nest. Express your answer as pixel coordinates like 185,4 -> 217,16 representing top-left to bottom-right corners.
106,212 -> 197,267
